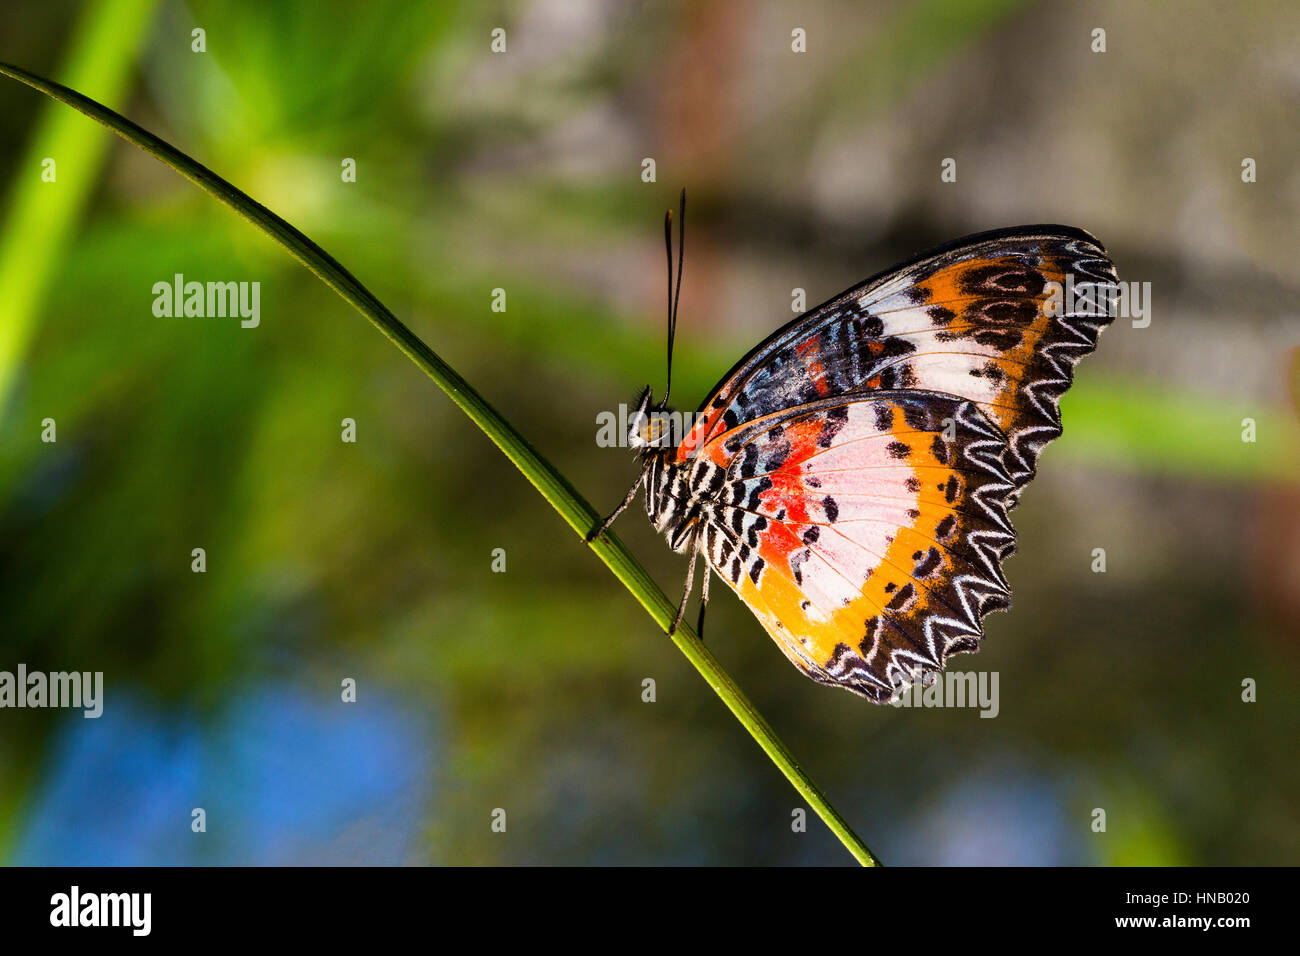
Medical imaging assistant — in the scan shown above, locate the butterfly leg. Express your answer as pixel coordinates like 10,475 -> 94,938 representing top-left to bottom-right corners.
586,474 -> 642,543
669,532 -> 699,635
696,558 -> 710,641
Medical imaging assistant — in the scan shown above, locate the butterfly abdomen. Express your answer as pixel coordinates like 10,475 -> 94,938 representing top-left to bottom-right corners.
641,451 -> 698,552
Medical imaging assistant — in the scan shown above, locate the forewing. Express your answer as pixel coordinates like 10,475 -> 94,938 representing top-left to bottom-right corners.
676,226 -> 1117,496
696,391 -> 1017,702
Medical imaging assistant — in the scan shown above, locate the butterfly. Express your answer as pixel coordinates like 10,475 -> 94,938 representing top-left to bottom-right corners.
590,191 -> 1118,702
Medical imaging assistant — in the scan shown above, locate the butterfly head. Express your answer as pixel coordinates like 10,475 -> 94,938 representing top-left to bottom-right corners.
627,385 -> 676,453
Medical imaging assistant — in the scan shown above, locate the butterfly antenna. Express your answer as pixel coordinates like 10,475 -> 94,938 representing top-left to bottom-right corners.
661,188 -> 686,409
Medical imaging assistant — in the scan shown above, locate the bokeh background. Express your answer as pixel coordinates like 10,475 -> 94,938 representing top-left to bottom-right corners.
0,0 -> 1297,865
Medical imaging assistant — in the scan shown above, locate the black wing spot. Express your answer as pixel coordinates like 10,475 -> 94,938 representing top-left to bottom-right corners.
959,264 -> 1044,297
881,337 -> 917,359
885,582 -> 916,611
860,615 -> 881,651
914,547 -> 942,578
973,329 -> 1023,351
901,401 -> 930,431
983,299 -> 1039,326
981,361 -> 1006,383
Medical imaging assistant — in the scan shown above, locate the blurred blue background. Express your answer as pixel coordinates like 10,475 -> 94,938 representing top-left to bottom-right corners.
14,684 -> 432,864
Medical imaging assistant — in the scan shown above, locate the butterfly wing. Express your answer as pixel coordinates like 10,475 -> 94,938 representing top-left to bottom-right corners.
676,225 -> 1117,496
694,391 -> 1016,700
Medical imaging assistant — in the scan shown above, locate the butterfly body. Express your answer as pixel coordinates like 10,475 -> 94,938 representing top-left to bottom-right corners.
599,223 -> 1118,703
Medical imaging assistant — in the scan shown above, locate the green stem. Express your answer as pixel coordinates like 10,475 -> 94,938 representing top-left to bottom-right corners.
0,61 -> 882,867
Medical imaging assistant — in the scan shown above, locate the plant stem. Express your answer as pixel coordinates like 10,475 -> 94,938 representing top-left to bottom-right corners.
0,60 -> 882,867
